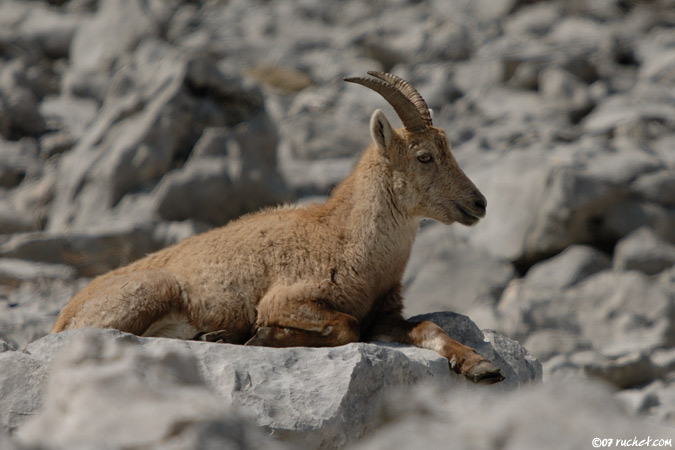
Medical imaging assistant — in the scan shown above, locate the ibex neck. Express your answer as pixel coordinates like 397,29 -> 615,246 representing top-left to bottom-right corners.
326,146 -> 419,280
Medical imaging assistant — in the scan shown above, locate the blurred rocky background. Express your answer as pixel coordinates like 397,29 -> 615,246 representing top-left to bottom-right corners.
0,0 -> 674,448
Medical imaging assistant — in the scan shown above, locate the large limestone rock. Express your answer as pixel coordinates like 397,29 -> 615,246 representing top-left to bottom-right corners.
0,346 -> 47,434
3,312 -> 540,449
14,331 -> 286,450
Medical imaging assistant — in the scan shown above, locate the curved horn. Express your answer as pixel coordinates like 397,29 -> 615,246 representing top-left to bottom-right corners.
366,71 -> 433,127
344,72 -> 430,133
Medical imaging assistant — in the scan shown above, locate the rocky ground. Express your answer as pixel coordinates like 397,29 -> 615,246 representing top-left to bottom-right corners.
0,0 -> 674,448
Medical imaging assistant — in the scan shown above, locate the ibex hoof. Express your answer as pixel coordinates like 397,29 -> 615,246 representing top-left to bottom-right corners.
244,327 -> 272,346
464,360 -> 505,384
195,330 -> 229,343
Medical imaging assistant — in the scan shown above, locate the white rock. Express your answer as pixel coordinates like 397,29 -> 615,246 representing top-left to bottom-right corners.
573,270 -> 674,358
613,227 -> 675,275
404,222 -> 515,317
0,226 -> 163,277
352,380 -> 671,450
524,245 -> 610,291
15,331 -> 284,450
630,169 -> 675,206
0,350 -> 47,433
15,313 -> 539,448
0,258 -> 76,286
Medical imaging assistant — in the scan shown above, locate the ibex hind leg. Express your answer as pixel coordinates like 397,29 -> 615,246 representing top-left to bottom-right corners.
53,269 -> 195,339
246,282 -> 360,347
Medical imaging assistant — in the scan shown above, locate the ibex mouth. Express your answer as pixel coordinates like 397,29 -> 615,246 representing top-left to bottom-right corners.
455,204 -> 483,226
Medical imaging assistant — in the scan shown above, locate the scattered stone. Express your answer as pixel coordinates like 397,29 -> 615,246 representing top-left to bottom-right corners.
616,379 -> 675,427
353,380 -> 671,450
0,258 -> 76,287
0,226 -> 164,277
152,115 -> 289,226
498,267 -> 675,364
524,245 -> 611,291
630,169 -> 675,206
613,227 -> 675,275
584,352 -> 663,389
245,64 -> 314,93
449,148 -> 552,262
523,329 -> 590,362
0,278 -> 88,350
652,347 -> 675,375
0,138 -> 39,188
404,223 -> 516,317
573,270 -> 675,358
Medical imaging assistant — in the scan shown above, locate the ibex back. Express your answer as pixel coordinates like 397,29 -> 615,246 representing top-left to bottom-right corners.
53,72 -> 503,383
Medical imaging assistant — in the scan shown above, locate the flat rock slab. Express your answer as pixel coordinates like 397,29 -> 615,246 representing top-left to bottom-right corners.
5,312 -> 540,448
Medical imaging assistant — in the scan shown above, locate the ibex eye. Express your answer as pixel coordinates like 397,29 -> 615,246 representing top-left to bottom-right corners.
417,154 -> 433,164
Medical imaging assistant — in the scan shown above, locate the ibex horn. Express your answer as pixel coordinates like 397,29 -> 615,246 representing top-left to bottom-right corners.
344,71 -> 432,133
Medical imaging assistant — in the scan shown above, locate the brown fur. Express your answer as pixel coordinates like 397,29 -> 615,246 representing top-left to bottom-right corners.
53,107 -> 503,383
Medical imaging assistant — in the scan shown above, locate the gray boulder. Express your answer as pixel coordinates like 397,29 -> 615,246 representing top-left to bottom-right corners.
0,160 -> 58,234
64,0 -> 165,100
617,378 -> 675,427
613,227 -> 675,275
497,268 -> 675,366
11,1 -> 83,59
0,67 -> 46,138
14,331 -> 285,450
0,259 -> 76,287
152,115 -> 288,226
0,199 -> 39,235
352,380 -> 671,450
49,39 -> 284,231
403,222 -> 515,318
584,352 -> 664,390
449,147 -> 552,263
630,169 -> 675,206
582,88 -> 675,139
0,138 -> 39,189
0,278 -> 87,349
276,82 -> 378,193
575,270 -> 675,358
7,313 -> 539,448
524,245 -> 611,291
0,225 -> 164,277
0,350 -> 47,433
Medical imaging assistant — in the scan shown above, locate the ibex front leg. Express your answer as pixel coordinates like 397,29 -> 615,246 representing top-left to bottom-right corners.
246,282 -> 360,347
367,314 -> 504,384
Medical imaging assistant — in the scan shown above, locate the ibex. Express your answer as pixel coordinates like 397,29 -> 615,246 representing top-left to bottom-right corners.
53,72 -> 503,383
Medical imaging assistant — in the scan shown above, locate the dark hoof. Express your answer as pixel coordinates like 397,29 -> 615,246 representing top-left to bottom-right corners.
195,330 -> 229,343
244,327 -> 272,346
465,360 -> 505,384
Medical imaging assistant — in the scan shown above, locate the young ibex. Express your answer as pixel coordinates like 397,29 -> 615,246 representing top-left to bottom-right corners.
53,72 -> 503,383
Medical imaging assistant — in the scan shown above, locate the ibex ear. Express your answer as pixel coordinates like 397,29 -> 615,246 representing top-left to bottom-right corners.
370,109 -> 395,156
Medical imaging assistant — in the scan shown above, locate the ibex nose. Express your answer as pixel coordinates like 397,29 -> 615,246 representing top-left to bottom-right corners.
474,192 -> 487,215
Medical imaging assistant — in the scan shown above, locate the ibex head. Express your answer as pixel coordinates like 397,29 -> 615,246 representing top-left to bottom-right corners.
344,72 -> 487,226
